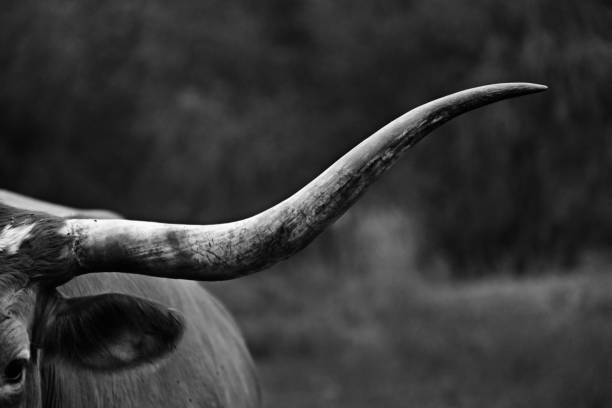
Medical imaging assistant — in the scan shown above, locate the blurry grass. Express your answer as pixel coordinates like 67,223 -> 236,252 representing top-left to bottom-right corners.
206,207 -> 612,408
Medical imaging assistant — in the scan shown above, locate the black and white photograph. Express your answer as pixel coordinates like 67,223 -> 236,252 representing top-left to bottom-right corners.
0,1 -> 610,407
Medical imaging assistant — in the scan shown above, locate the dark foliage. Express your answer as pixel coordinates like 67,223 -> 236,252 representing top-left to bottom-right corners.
1,0 -> 610,275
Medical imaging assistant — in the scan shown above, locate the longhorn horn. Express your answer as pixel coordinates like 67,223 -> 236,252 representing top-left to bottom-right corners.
61,83 -> 546,281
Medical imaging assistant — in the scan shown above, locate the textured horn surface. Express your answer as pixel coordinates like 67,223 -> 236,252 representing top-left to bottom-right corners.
63,83 -> 547,280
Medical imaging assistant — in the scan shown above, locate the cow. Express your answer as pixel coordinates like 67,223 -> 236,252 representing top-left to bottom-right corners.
0,83 -> 546,408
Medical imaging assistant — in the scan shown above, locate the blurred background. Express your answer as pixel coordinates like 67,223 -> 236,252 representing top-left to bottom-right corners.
1,1 -> 612,406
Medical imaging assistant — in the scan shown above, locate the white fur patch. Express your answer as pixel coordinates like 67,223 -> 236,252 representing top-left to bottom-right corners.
0,223 -> 35,255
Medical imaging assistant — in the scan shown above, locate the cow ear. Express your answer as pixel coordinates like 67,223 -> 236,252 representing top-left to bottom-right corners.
41,293 -> 185,371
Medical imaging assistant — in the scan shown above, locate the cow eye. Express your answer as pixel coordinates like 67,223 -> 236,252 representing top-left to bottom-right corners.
4,359 -> 26,384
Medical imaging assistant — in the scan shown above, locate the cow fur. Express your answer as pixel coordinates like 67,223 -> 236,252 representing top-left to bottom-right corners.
40,274 -> 260,408
0,203 -> 260,408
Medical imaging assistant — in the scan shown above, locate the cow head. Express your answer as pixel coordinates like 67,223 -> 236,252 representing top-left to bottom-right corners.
0,83 -> 546,407
0,208 -> 185,407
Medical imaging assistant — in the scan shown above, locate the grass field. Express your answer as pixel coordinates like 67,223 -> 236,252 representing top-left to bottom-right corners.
210,243 -> 612,407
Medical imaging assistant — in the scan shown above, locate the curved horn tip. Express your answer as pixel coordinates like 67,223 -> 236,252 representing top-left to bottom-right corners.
493,82 -> 548,94
512,82 -> 548,92
444,82 -> 547,109
528,83 -> 548,91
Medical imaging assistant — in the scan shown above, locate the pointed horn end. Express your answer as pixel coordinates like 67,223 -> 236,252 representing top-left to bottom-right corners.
488,82 -> 548,98
439,82 -> 548,114
511,82 -> 548,93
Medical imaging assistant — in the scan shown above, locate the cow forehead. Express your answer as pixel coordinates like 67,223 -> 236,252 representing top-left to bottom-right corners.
0,223 -> 36,256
